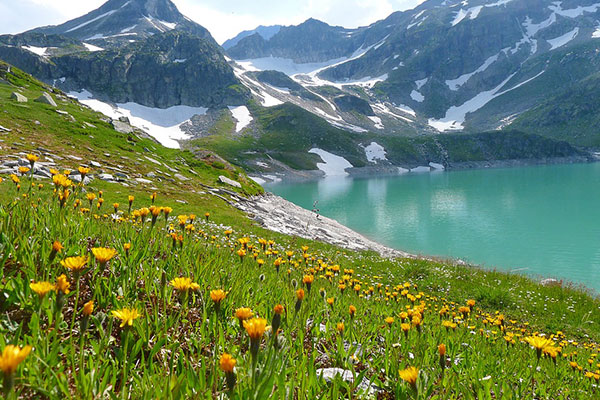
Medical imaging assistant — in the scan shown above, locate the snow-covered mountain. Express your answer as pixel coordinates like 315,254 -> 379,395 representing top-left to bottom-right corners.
225,0 -> 600,146
30,0 -> 216,48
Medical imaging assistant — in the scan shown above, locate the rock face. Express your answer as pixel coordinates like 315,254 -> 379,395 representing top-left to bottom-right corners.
34,92 -> 57,107
52,31 -> 248,108
10,92 -> 27,102
0,0 -> 250,109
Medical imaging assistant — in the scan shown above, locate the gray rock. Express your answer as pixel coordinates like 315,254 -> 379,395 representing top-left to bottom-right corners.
10,92 -> 27,103
218,175 -> 241,188
34,92 -> 57,107
3,160 -> 18,167
146,172 -> 157,178
90,161 -> 102,168
56,110 -> 68,115
111,120 -> 134,134
98,173 -> 115,181
0,168 -> 15,174
174,173 -> 190,181
135,178 -> 152,184
0,124 -> 11,132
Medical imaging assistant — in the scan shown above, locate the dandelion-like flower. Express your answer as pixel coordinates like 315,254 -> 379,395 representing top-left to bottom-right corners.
61,256 -> 88,273
525,335 -> 554,360
219,353 -> 236,390
170,277 -> 200,292
30,281 -> 55,298
399,366 -> 419,389
235,307 -> 254,329
92,247 -> 117,265
0,345 -> 32,375
111,307 -> 141,328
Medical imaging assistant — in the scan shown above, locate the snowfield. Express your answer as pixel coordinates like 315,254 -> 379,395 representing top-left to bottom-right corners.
228,105 -> 253,132
309,148 -> 353,176
68,90 -> 207,149
364,142 -> 387,163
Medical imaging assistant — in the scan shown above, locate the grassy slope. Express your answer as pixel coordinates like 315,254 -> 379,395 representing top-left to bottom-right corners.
1,61 -> 600,398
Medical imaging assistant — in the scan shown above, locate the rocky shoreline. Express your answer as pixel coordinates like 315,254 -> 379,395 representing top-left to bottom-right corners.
235,192 -> 411,259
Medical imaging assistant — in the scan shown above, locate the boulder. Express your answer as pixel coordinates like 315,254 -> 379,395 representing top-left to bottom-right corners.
98,173 -> 115,181
111,120 -> 134,134
10,92 -> 27,103
174,173 -> 190,181
34,92 -> 57,107
218,175 -> 241,188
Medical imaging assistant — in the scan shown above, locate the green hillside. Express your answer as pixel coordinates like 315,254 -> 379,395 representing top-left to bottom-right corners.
1,61 -> 600,399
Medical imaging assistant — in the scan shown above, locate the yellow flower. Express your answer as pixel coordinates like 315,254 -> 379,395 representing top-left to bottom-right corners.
235,307 -> 254,322
78,166 -> 91,176
438,343 -> 446,356
60,256 -> 88,272
111,307 -> 141,328
327,297 -> 335,307
210,289 -> 227,304
274,304 -> 284,314
124,243 -> 132,253
170,277 -> 200,292
52,241 -> 64,253
243,317 -> 267,340
296,288 -> 305,300
349,305 -> 356,318
525,336 -> 553,351
0,345 -> 32,375
399,366 -> 419,386
83,300 -> 94,317
92,247 -> 117,264
336,322 -> 345,333
18,166 -> 30,175
56,274 -> 70,294
26,154 -> 39,164
219,353 -> 236,373
467,299 -> 476,308
385,317 -> 394,326
30,281 -> 55,298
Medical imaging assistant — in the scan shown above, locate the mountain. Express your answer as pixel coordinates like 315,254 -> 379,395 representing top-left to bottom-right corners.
222,25 -> 282,50
226,0 -> 600,147
30,0 -> 216,48
0,0 -> 249,111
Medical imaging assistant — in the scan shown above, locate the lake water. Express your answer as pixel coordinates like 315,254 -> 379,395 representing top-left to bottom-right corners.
265,163 -> 600,291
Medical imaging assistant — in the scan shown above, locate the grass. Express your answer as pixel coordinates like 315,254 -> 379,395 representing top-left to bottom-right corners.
2,61 -> 600,399
1,165 -> 600,399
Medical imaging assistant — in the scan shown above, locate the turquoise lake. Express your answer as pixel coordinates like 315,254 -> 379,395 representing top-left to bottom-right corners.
265,163 -> 600,292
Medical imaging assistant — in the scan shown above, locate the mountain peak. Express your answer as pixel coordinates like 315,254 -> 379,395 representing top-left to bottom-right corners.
30,0 -> 214,47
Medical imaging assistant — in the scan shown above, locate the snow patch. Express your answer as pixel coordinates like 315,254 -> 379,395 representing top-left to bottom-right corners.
429,69 -> 545,131
410,90 -> 424,102
249,176 -> 266,185
415,78 -> 428,89
22,46 -> 47,56
446,54 -> 498,90
309,148 -> 353,176
173,59 -> 186,63
593,25 -> 600,38
452,0 -> 513,26
83,43 -> 103,52
68,90 -> 207,149
66,9 -> 117,32
364,142 -> 387,163
547,27 -> 579,50
121,25 -> 137,33
228,105 -> 253,132
368,116 -> 384,129
548,2 -> 600,18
